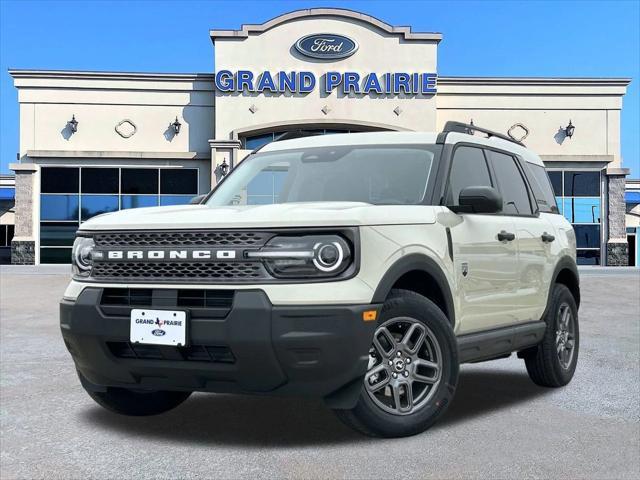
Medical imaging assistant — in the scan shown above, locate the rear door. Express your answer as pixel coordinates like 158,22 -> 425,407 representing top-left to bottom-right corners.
443,145 -> 519,334
486,150 -> 556,323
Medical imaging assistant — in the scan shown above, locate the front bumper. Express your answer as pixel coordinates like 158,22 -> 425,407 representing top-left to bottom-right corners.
60,288 -> 380,408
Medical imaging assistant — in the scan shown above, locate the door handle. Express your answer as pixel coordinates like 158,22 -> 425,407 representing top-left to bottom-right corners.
541,232 -> 556,243
497,230 -> 516,242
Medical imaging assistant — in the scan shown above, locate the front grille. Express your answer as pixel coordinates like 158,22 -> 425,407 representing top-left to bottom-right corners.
107,342 -> 235,363
89,230 -> 273,283
93,231 -> 271,248
92,261 -> 267,281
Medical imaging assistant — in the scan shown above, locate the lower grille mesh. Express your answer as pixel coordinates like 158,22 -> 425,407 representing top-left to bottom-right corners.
107,342 -> 235,363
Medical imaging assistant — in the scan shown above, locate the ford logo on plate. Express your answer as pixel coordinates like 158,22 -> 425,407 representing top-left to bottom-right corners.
294,33 -> 358,60
152,329 -> 166,337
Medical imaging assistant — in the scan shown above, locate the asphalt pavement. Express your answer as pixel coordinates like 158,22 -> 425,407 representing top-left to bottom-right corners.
1,266 -> 639,479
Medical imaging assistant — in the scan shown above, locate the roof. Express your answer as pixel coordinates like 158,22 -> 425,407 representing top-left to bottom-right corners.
209,8 -> 442,43
260,130 -> 546,167
261,131 -> 439,152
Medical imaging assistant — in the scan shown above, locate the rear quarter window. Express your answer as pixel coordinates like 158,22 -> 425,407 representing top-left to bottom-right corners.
525,163 -> 559,214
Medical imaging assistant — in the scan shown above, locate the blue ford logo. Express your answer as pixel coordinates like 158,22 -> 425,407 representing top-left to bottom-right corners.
152,329 -> 166,337
295,34 -> 358,60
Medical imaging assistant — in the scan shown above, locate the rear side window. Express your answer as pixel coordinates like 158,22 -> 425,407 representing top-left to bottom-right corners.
525,163 -> 559,213
487,150 -> 533,215
446,146 -> 493,205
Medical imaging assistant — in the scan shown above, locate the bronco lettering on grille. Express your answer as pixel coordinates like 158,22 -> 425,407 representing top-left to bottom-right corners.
104,249 -> 238,261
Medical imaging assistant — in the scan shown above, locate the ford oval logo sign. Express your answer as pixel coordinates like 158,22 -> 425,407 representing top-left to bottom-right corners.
295,34 -> 358,60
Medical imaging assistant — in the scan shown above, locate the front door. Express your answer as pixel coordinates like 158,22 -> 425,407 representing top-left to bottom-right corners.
443,145 -> 520,334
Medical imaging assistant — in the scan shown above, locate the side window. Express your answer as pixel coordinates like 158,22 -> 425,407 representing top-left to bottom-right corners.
525,163 -> 559,213
487,150 -> 533,215
447,146 -> 492,206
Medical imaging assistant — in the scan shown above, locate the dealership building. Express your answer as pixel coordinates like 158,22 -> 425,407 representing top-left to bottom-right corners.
7,8 -> 633,265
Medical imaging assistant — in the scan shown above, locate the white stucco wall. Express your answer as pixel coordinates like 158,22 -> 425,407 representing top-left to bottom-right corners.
436,78 -> 628,166
11,71 -> 215,158
213,14 -> 439,139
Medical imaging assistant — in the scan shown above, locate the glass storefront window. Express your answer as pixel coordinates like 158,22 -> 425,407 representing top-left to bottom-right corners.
574,224 -> 601,249
564,171 -> 600,197
41,167 -> 79,193
80,195 -> 119,221
38,166 -> 201,263
562,197 -> 601,224
122,169 -> 158,194
40,223 -> 78,246
121,195 -> 159,209
577,250 -> 600,265
245,133 -> 275,150
549,168 -> 603,260
548,171 -> 563,196
41,195 -> 79,221
81,168 -> 118,194
40,247 -> 72,264
160,195 -> 191,206
160,169 -> 198,195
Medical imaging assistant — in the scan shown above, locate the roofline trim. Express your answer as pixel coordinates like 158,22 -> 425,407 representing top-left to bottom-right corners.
7,70 -> 632,88
209,8 -> 442,42
8,69 -> 215,82
438,76 -> 632,86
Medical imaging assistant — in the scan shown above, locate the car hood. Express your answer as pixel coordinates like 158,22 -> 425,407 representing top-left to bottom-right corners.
80,202 -> 438,230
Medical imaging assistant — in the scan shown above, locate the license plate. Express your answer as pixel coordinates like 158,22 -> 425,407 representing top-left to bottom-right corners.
130,309 -> 187,346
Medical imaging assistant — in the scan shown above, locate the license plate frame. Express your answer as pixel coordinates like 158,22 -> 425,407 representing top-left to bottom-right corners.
130,308 -> 188,347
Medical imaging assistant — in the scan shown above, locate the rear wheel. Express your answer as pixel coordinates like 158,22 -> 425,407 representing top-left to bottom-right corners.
335,289 -> 458,437
84,385 -> 191,416
524,283 -> 579,387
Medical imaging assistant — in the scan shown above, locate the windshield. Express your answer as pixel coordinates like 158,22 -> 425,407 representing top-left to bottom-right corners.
207,144 -> 441,206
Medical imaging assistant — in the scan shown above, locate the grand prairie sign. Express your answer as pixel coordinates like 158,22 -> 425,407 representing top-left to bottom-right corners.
215,71 -> 437,95
213,33 -> 437,96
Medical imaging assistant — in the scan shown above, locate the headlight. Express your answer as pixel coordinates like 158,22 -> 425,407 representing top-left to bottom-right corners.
71,236 -> 96,277
248,235 -> 352,279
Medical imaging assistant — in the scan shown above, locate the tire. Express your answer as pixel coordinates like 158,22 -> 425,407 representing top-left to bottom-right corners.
335,289 -> 458,438
524,283 -> 579,387
84,385 -> 191,416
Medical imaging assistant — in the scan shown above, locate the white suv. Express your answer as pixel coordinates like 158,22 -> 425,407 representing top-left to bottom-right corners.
60,122 -> 580,437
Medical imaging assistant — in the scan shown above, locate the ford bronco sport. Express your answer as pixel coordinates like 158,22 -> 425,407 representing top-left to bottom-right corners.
60,121 -> 580,437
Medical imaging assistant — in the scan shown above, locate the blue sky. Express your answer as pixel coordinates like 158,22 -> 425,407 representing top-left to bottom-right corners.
1,0 -> 638,176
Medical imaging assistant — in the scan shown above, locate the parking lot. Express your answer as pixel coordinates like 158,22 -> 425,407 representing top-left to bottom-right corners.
1,266 -> 639,479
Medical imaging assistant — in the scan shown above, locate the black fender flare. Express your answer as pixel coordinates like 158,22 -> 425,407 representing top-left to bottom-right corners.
546,255 -> 580,312
371,253 -> 455,325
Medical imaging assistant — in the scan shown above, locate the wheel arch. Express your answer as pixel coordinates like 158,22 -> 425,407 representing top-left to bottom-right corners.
550,256 -> 581,308
371,254 -> 455,327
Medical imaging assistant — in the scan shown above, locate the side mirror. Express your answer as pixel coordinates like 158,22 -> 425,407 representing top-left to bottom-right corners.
451,186 -> 502,214
189,194 -> 206,205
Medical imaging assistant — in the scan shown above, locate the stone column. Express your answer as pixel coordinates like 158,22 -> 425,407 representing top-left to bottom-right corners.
9,163 -> 39,265
208,139 -> 241,186
606,167 -> 630,266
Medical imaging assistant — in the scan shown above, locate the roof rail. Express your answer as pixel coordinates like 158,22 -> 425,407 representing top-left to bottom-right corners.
438,121 -> 525,147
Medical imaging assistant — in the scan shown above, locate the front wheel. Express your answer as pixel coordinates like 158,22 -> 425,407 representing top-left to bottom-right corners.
335,289 -> 458,437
